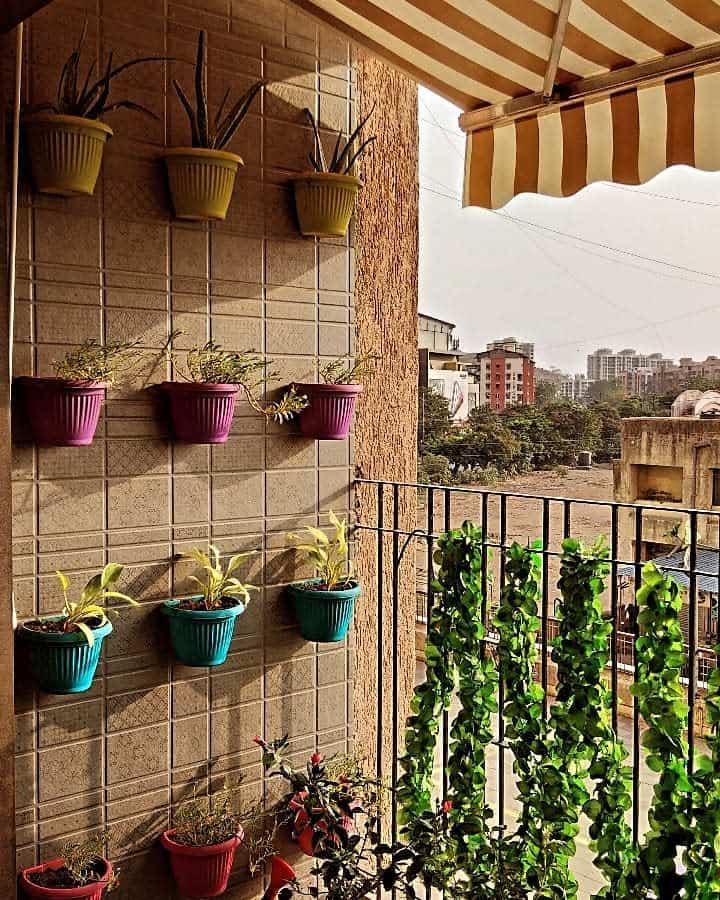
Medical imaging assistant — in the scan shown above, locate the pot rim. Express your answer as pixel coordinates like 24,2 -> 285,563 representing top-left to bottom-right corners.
289,578 -> 362,599
294,382 -> 363,395
18,616 -> 113,644
162,598 -> 246,618
20,856 -> 113,894
161,828 -> 244,855
292,172 -> 363,188
159,381 -> 240,394
22,112 -> 114,137
16,376 -> 108,391
162,146 -> 243,166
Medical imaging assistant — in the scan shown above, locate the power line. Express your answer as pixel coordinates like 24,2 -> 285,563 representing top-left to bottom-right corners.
601,182 -> 720,207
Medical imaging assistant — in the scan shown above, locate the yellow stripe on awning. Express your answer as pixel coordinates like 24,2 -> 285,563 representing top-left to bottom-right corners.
290,0 -> 720,207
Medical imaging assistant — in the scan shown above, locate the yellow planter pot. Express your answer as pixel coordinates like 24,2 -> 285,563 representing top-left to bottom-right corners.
163,147 -> 243,220
292,173 -> 363,237
23,113 -> 113,196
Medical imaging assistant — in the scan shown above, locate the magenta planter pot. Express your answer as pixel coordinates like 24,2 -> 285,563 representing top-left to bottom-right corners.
161,829 -> 243,898
20,857 -> 113,898
296,383 -> 362,440
17,377 -> 106,446
161,382 -> 238,443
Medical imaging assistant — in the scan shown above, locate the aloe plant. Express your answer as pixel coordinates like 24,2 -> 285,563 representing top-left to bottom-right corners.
173,30 -> 262,150
28,20 -> 163,120
303,106 -> 376,175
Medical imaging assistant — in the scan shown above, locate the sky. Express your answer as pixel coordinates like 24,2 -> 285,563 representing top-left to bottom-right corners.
419,87 -> 720,376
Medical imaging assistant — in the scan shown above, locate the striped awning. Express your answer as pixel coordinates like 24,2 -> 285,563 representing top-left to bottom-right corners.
290,0 -> 720,208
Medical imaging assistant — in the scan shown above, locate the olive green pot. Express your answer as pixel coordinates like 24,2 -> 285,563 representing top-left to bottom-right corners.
23,113 -> 113,196
292,172 -> 362,237
163,147 -> 243,220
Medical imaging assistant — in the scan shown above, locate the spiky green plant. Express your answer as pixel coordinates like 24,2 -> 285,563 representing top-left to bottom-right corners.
54,564 -> 138,646
28,20 -> 163,120
304,106 -> 376,175
54,339 -> 139,384
181,544 -> 257,611
173,30 -> 262,150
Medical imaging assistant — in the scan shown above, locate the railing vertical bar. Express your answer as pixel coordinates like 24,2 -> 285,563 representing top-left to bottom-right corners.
563,499 -> 571,539
376,483 -> 384,795
610,504 -> 619,734
442,489 -> 451,802
391,484 -> 400,848
426,488 -> 435,627
481,493 -> 489,628
687,510 -> 698,777
498,494 -> 507,833
632,506 -> 643,843
541,498 -> 550,718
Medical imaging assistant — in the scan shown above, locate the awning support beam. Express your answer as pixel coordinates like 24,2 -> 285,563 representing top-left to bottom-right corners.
544,0 -> 572,99
461,40 -> 720,133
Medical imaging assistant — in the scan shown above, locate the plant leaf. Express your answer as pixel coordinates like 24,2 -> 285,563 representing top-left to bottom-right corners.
74,621 -> 96,647
303,107 -> 327,172
174,79 -> 201,145
194,30 -> 209,148
214,80 -> 262,150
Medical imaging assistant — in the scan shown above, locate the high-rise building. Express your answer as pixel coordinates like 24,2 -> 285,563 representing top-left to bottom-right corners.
587,348 -> 673,381
461,349 -> 535,411
487,336 -> 535,361
560,373 -> 592,401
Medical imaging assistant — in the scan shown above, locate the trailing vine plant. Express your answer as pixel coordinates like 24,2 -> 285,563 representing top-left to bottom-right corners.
685,645 -> 720,898
552,538 -> 635,900
620,563 -> 691,900
397,522 -> 497,895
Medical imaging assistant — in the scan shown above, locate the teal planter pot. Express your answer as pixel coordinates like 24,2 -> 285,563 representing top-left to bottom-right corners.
18,617 -> 112,694
163,599 -> 246,667
288,580 -> 361,643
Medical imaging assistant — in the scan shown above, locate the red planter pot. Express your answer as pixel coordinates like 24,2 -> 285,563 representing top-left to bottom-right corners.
296,383 -> 362,440
17,377 -> 106,446
20,858 -> 112,899
160,382 -> 239,444
161,829 -> 243,898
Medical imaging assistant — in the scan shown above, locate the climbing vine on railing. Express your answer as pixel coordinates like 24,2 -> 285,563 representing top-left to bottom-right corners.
620,563 -> 691,900
552,538 -> 635,900
685,643 -> 720,899
398,522 -> 497,893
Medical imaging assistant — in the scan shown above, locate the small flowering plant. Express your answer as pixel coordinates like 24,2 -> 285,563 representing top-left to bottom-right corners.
254,736 -> 378,856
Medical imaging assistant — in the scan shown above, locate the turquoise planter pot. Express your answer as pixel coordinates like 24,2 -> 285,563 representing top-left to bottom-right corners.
163,599 -> 246,667
18,617 -> 112,694
288,580 -> 361,643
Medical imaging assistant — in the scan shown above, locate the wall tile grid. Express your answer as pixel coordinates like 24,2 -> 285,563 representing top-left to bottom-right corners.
12,0 -> 355,894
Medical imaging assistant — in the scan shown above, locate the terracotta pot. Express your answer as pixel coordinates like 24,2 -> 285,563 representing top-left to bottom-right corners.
17,377 -> 106,446
163,147 -> 243,220
160,382 -> 239,443
161,829 -> 243,898
23,113 -> 113,196
291,172 -> 362,237
261,856 -> 296,900
20,857 -> 112,898
295,382 -> 362,440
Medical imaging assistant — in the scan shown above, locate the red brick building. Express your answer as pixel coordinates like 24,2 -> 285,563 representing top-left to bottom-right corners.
462,349 -> 535,411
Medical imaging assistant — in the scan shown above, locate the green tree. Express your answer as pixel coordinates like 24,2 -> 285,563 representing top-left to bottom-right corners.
535,380 -> 559,407
587,380 -> 625,403
418,388 -> 452,453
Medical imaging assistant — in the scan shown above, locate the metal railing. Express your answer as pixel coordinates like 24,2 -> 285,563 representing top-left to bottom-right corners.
357,479 -> 720,858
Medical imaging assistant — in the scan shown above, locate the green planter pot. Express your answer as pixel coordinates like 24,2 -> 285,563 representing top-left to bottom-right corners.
288,580 -> 360,643
18,617 -> 112,694
163,598 -> 246,667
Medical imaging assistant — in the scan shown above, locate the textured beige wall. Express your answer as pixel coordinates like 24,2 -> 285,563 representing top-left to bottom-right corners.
8,1 -> 366,895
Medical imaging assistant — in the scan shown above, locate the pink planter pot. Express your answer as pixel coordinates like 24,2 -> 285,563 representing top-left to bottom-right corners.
17,377 -> 106,446
296,383 -> 362,440
161,829 -> 243,898
20,858 -> 112,898
161,382 -> 239,443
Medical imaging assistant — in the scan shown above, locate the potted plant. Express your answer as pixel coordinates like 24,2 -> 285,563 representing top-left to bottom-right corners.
262,857 -> 297,900
161,783 -> 276,898
18,564 -> 137,694
287,512 -> 360,643
163,545 -> 257,666
255,737 -> 374,858
20,833 -> 117,899
292,107 -> 375,238
23,21 -> 162,196
163,30 -> 262,220
295,354 -> 375,441
16,339 -> 137,446
160,338 -> 307,443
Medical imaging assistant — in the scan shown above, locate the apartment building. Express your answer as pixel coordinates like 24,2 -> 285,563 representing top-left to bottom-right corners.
560,373 -> 592,401
461,348 -> 535,411
587,347 -> 674,381
418,313 -> 473,422
487,336 -> 535,362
